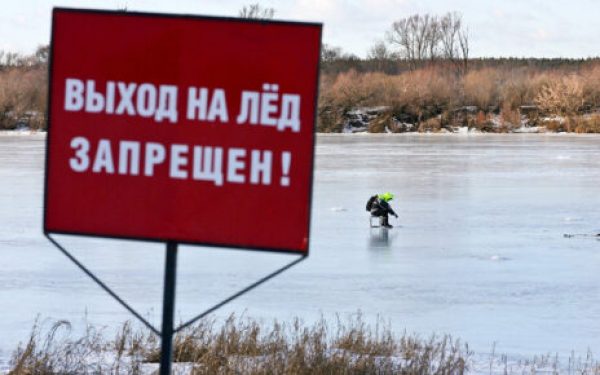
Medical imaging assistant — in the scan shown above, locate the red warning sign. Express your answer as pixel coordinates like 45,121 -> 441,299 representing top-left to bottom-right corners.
44,9 -> 321,253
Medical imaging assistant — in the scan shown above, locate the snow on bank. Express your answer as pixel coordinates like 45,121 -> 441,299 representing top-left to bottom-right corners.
336,106 -> 599,134
0,130 -> 46,136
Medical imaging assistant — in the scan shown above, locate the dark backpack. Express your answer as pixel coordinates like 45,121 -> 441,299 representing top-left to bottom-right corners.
366,195 -> 377,211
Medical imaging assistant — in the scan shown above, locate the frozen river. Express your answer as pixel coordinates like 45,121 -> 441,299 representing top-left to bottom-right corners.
1,133 -> 600,368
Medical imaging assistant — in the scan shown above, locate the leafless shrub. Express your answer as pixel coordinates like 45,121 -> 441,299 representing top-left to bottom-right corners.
535,74 -> 584,120
419,117 -> 442,132
574,115 -> 600,133
500,103 -> 521,130
463,69 -> 498,111
367,112 -> 393,133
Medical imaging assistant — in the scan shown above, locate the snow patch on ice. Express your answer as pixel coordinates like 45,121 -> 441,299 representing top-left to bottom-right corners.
490,255 -> 510,261
563,216 -> 582,222
331,207 -> 348,212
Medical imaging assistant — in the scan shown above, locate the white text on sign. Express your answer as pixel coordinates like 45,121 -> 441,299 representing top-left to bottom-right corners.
64,79 -> 302,132
69,137 -> 293,187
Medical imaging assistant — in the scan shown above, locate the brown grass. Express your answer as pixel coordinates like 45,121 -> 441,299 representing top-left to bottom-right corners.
10,314 -> 600,374
9,313 -> 471,374
318,67 -> 600,133
4,47 -> 600,134
9,313 -> 600,375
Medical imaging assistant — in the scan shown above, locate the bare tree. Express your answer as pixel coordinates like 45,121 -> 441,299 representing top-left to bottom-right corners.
321,44 -> 343,64
386,16 -> 415,70
367,40 -> 396,73
34,45 -> 50,66
412,14 -> 431,62
238,3 -> 275,20
439,12 -> 468,76
426,15 -> 442,62
368,41 -> 390,60
387,13 -> 465,70
458,26 -> 469,74
439,13 -> 459,61
387,14 -> 434,70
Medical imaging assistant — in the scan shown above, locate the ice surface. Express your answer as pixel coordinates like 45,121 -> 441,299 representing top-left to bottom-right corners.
1,134 -> 600,370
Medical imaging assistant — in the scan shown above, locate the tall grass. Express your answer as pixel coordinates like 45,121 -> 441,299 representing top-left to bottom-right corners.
9,314 -> 600,374
9,313 -> 470,374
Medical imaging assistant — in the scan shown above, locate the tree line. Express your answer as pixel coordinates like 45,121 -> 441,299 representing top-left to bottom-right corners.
2,10 -> 600,132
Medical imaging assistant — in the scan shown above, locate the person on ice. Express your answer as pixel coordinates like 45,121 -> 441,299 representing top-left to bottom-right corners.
366,192 -> 398,228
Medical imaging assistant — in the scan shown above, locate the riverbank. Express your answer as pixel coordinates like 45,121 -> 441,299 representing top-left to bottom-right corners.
0,130 -> 46,136
4,127 -> 600,137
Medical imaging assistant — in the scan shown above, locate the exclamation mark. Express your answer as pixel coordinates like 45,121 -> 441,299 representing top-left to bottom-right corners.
280,152 -> 291,187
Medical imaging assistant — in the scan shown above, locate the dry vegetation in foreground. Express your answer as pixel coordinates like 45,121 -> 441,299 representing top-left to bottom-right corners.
9,314 -> 470,374
8,314 -> 600,375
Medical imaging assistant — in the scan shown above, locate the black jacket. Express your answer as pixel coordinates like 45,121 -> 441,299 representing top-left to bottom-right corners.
371,197 -> 396,216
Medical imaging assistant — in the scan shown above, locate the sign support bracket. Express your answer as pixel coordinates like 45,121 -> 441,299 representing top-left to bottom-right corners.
45,233 -> 160,335
174,254 -> 306,333
44,233 -> 306,372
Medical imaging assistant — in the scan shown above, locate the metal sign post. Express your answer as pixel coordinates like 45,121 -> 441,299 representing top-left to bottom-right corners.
160,242 -> 178,375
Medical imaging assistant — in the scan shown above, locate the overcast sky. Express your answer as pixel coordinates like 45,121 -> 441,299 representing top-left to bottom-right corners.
3,0 -> 600,58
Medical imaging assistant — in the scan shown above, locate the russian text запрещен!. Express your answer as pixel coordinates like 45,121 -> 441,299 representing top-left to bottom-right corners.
68,137 -> 292,187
